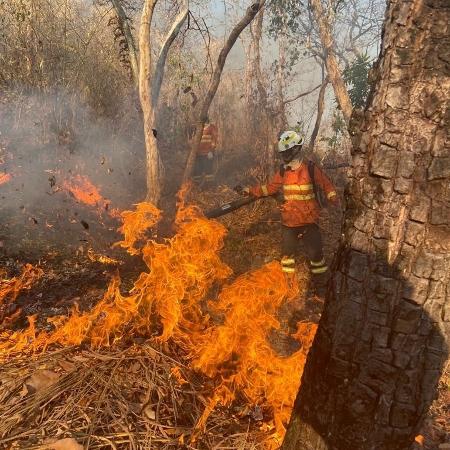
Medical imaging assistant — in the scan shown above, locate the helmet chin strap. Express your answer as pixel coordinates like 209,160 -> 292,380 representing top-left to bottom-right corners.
282,145 -> 302,163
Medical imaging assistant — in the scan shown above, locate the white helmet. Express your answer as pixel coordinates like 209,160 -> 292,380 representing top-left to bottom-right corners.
278,130 -> 305,153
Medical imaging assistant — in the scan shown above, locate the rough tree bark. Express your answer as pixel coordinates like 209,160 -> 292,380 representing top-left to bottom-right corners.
139,0 -> 160,204
182,0 -> 265,183
309,0 -> 353,125
282,1 -> 449,449
308,75 -> 328,153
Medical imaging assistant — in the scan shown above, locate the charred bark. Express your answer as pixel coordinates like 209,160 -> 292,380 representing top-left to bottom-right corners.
182,0 -> 265,183
110,0 -> 139,86
282,1 -> 450,449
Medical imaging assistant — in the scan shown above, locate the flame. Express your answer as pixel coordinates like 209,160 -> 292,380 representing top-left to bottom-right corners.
189,263 -> 317,443
171,366 -> 188,385
0,197 -> 230,353
114,202 -> 161,255
0,172 -> 12,185
61,174 -> 121,218
0,264 -> 43,327
0,195 -> 317,446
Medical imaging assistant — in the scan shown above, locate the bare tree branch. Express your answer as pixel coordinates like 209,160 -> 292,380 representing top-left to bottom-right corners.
308,76 -> 329,152
284,82 -> 322,105
152,2 -> 188,105
309,0 -> 353,125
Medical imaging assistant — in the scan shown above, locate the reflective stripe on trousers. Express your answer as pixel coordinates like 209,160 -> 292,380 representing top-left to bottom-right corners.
310,258 -> 328,274
281,256 -> 296,273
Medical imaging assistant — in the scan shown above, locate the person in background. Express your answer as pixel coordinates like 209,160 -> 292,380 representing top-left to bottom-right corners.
193,117 -> 218,184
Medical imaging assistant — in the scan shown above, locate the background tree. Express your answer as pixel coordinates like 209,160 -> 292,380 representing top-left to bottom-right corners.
182,0 -> 265,183
111,0 -> 188,203
282,0 -> 449,449
267,0 -> 383,145
309,0 -> 353,124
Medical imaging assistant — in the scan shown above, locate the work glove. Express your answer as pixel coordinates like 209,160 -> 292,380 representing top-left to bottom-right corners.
233,185 -> 250,196
329,195 -> 340,207
207,151 -> 214,160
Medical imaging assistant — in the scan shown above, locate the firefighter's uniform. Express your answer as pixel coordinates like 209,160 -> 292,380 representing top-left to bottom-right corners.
248,159 -> 337,278
194,123 -> 218,182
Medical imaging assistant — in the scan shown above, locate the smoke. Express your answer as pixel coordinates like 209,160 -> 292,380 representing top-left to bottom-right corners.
0,90 -> 146,258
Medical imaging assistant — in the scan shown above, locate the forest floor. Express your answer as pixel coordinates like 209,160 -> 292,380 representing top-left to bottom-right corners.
0,181 -> 448,450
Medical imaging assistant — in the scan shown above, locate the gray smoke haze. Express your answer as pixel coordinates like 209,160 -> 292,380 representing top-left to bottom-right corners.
0,90 -> 146,257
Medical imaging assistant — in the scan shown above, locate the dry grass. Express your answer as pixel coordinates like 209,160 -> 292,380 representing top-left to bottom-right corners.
0,344 -> 267,450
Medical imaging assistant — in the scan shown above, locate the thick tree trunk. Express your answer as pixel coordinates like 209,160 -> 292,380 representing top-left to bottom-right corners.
282,1 -> 450,449
139,0 -> 161,204
309,0 -> 353,125
182,0 -> 264,183
308,76 -> 328,153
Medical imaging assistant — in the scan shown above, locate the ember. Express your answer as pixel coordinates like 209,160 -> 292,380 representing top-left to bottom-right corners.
61,174 -> 121,219
87,248 -> 122,265
0,172 -> 12,185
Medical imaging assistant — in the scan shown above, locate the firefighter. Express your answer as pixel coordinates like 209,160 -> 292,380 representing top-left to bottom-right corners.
235,130 -> 339,295
193,118 -> 218,184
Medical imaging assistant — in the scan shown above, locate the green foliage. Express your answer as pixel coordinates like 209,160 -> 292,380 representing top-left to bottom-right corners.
267,0 -> 304,39
322,110 -> 346,149
343,54 -> 372,108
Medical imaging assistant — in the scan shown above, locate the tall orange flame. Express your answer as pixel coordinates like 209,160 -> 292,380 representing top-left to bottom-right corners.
189,263 -> 317,444
0,197 -> 317,446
